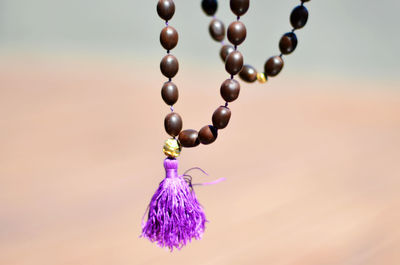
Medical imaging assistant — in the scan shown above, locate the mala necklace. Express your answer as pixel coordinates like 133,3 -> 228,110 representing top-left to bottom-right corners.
142,0 -> 311,251
142,0 -> 249,251
204,0 -> 310,84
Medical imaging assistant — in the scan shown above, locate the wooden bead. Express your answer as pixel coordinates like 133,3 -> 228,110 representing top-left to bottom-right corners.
157,0 -> 175,21
212,106 -> 231,129
220,79 -> 240,102
230,0 -> 249,16
225,51 -> 243,75
160,26 -> 178,50
220,44 -> 235,62
201,0 -> 218,16
264,56 -> 284,77
227,21 -> 246,46
279,32 -> 298,55
209,19 -> 225,42
164,112 -> 182,137
161,81 -> 178,105
178,129 -> 200,148
239,65 -> 257,83
160,54 -> 179,78
290,5 -> 309,29
199,125 -> 218,145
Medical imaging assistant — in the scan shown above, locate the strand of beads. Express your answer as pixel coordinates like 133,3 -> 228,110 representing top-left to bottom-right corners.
179,0 -> 249,149
202,0 -> 310,84
158,0 -> 250,158
157,0 -> 182,157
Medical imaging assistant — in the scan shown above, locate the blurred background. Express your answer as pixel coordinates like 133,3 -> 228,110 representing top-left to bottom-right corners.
1,0 -> 399,264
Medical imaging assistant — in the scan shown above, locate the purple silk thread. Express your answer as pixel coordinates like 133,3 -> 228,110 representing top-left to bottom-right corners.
141,158 -> 208,251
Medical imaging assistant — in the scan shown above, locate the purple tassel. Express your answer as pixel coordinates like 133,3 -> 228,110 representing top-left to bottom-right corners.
142,158 -> 207,250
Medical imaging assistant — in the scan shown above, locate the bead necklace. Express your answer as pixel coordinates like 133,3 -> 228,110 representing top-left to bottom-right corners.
203,0 -> 310,84
142,0 -> 249,251
141,0 -> 312,251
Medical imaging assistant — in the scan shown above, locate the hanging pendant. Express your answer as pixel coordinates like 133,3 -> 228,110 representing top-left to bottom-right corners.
142,158 -> 207,250
141,139 -> 207,250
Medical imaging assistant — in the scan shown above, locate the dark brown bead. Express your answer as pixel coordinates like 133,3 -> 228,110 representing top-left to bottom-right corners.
264,56 -> 284,77
160,26 -> 178,50
239,65 -> 257,83
279,32 -> 298,55
161,81 -> 178,105
160,54 -> 179,78
220,44 -> 235,62
178,129 -> 200,148
230,0 -> 249,16
290,5 -> 309,29
164,112 -> 182,137
225,51 -> 243,75
201,0 -> 218,16
209,19 -> 225,42
199,125 -> 218,145
212,106 -> 231,129
220,79 -> 240,102
157,0 -> 175,21
227,21 -> 246,46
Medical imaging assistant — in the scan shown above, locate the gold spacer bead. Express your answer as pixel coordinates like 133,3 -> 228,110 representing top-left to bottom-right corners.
163,138 -> 181,158
257,72 -> 267,83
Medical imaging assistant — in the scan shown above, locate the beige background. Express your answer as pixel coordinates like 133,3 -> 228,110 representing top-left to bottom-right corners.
1,0 -> 400,264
